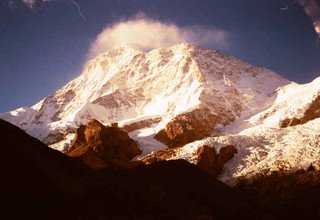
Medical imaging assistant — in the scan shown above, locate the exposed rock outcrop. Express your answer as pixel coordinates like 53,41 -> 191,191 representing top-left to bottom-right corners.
67,119 -> 141,169
195,145 -> 217,175
154,109 -> 221,148
140,144 -> 237,177
122,117 -> 161,132
139,148 -> 179,164
218,145 -> 238,165
195,145 -> 237,177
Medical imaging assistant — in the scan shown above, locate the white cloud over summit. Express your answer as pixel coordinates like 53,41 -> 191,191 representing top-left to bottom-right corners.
89,17 -> 230,57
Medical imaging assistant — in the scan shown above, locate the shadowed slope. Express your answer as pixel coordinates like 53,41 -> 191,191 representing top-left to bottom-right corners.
0,119 -> 90,218
0,119 -> 251,219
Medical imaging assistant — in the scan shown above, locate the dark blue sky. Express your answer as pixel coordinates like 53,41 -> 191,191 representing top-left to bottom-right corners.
0,0 -> 320,112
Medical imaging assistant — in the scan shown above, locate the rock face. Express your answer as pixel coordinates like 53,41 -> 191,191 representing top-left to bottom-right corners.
194,145 -> 217,175
67,119 -> 141,169
154,109 -> 221,148
218,145 -> 238,165
139,147 -> 179,164
122,117 -> 161,132
214,145 -> 237,176
195,145 -> 237,177
140,144 -> 237,177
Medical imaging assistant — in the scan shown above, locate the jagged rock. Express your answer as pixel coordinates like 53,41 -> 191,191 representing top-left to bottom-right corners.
140,144 -> 237,177
212,145 -> 237,176
139,148 -> 179,164
67,119 -> 141,169
195,145 -> 217,175
195,145 -> 237,177
218,145 -> 238,165
122,117 -> 161,132
154,109 -> 221,148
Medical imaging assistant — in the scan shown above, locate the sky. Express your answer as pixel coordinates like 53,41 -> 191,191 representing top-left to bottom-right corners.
0,0 -> 320,112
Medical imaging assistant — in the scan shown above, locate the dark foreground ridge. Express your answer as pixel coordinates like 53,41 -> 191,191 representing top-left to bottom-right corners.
0,119 -> 248,219
1,119 -> 320,219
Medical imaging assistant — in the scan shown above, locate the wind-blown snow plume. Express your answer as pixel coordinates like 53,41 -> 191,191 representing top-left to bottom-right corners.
89,17 -> 229,57
299,0 -> 320,37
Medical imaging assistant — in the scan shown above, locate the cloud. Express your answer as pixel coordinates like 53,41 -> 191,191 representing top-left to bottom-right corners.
89,17 -> 230,57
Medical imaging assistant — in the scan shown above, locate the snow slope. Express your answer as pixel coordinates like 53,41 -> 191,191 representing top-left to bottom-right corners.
167,117 -> 320,184
250,77 -> 320,127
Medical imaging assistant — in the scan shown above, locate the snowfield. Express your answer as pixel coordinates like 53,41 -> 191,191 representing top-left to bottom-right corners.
165,118 -> 320,184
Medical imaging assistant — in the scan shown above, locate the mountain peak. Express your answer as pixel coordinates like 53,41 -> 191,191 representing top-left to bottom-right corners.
1,44 -> 290,154
116,44 -> 143,53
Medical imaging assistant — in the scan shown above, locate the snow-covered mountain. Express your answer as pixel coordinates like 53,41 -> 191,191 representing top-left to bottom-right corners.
1,43 -> 319,183
0,44 -> 288,150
